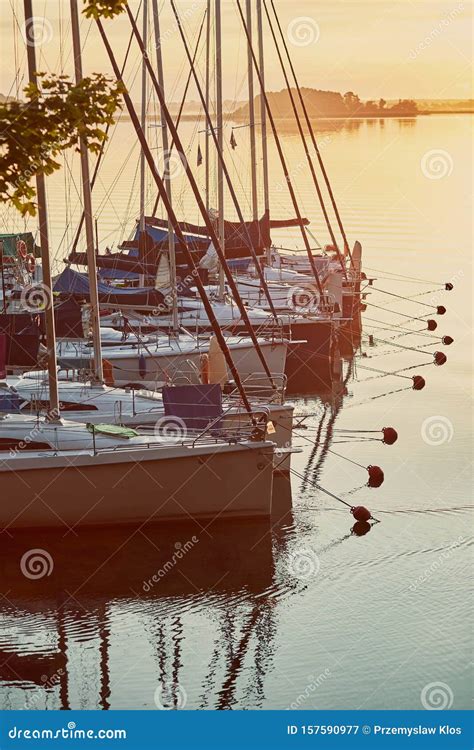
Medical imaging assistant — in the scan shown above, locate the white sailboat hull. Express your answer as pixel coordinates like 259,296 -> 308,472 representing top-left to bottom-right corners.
58,338 -> 288,389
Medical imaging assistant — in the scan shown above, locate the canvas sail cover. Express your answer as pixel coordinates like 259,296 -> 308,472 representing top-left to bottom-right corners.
54,267 -> 166,308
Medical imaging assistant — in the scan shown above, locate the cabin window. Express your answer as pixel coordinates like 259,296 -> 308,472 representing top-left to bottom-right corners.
0,437 -> 53,451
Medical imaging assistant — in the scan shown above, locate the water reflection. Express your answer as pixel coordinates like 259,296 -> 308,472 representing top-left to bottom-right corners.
0,516 -> 276,710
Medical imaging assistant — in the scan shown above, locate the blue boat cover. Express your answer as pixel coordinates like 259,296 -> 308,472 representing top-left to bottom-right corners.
0,390 -> 24,412
54,267 -> 165,307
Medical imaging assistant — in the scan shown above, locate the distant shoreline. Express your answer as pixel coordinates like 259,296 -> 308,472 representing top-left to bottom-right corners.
117,110 -> 473,123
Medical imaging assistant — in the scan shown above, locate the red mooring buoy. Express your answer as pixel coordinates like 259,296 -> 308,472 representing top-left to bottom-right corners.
442,336 -> 454,346
382,427 -> 398,445
437,305 -> 446,315
434,351 -> 447,366
352,520 -> 372,537
367,465 -> 384,487
427,319 -> 437,331
445,282 -> 453,291
412,375 -> 426,390
351,506 -> 372,522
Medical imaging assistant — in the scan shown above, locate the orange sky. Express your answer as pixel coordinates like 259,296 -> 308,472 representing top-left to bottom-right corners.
1,0 -> 472,102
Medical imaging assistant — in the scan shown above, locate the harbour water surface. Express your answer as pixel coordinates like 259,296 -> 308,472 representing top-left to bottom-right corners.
0,114 -> 472,710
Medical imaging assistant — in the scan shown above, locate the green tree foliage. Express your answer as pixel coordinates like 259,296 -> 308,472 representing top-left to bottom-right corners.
0,73 -> 124,216
82,0 -> 128,18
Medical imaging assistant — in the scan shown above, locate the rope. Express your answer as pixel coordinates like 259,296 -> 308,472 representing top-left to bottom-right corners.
370,286 -> 438,309
365,266 -> 447,285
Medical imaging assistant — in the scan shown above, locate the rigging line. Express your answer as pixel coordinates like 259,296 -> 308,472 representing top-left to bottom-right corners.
364,266 -> 447,285
269,0 -> 353,266
365,301 -> 434,321
69,0 -> 143,256
234,0 -> 324,297
370,285 -> 439,309
362,335 -> 442,356
362,313 -> 434,335
169,0 -> 280,322
262,0 -> 347,279
99,12 -> 273,407
362,320 -> 440,340
408,289 -> 446,299
93,143 -> 138,218
151,7 -> 207,216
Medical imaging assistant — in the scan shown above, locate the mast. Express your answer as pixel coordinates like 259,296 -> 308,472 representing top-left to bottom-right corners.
263,0 -> 347,278
205,0 -> 211,215
23,0 -> 60,419
269,0 -> 353,265
102,7 -> 277,389
96,15 -> 263,412
169,0 -> 279,322
256,0 -> 271,263
246,0 -> 258,222
151,0 -> 178,333
70,0 -> 103,382
138,0 -> 148,286
235,0 -> 324,296
215,0 -> 225,298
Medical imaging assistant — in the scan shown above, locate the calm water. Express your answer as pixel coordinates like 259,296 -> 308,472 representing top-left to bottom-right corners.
0,115 -> 472,710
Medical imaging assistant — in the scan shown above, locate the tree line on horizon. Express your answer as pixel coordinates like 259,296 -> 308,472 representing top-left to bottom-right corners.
233,87 -> 419,119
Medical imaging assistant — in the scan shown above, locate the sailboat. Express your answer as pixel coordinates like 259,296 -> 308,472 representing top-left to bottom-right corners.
0,0 -> 277,531
3,370 -> 296,474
